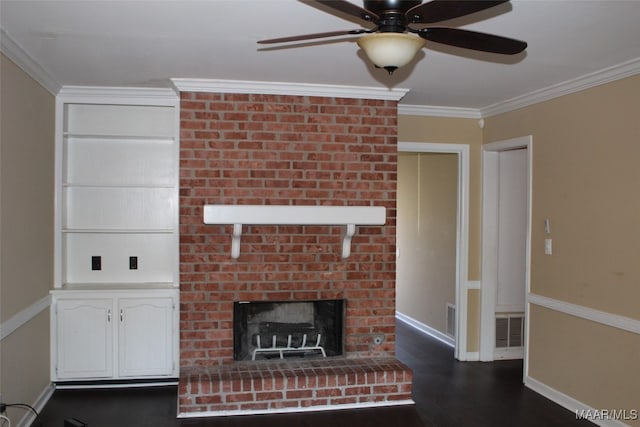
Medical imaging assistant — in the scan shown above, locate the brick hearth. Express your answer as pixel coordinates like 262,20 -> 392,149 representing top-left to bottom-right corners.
178,91 -> 410,415
179,358 -> 413,416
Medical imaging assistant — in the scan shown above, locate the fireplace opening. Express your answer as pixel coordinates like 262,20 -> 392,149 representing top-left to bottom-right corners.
233,300 -> 344,361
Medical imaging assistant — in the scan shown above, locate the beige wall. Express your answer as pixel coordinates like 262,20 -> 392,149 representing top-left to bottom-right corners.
484,74 -> 640,423
399,116 -> 483,280
529,305 -> 640,423
398,115 -> 483,351
397,152 -> 457,335
0,53 -> 54,417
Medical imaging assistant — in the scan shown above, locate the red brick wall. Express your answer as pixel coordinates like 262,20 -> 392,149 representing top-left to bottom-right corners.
179,92 -> 398,368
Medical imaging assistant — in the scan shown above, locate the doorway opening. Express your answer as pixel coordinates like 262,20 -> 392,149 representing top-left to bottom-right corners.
396,142 -> 470,360
480,136 -> 532,372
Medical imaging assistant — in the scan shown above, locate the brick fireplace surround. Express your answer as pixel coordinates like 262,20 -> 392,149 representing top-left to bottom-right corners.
178,91 -> 412,416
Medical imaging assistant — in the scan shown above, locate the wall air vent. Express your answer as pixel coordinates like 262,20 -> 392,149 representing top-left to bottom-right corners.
495,314 -> 524,348
446,303 -> 456,338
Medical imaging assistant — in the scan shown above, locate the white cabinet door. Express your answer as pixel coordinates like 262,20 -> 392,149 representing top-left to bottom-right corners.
55,299 -> 114,379
118,297 -> 175,377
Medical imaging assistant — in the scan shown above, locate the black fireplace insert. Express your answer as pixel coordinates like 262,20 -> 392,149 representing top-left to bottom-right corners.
233,299 -> 344,361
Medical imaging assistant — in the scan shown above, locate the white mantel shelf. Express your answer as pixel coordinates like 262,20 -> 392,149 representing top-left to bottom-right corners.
203,205 -> 387,259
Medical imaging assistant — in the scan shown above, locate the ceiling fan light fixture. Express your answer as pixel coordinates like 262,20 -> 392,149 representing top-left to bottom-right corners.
357,33 -> 425,74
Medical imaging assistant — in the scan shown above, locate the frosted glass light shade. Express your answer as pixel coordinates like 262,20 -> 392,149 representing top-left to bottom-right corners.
357,33 -> 425,72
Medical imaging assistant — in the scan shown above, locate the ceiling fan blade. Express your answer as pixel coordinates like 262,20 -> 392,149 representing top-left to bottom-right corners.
418,27 -> 526,54
315,0 -> 379,25
408,0 -> 510,25
258,29 -> 369,44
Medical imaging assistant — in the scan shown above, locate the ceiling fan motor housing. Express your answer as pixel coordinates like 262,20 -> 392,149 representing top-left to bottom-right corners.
364,0 -> 422,32
364,0 -> 422,15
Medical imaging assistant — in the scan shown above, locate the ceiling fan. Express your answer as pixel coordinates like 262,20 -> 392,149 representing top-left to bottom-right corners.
258,0 -> 527,74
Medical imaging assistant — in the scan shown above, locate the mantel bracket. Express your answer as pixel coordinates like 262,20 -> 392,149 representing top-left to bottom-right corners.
342,224 -> 357,259
231,223 -> 243,259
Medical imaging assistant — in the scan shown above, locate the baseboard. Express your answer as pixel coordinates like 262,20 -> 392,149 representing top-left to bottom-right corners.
177,399 -> 415,418
462,351 -> 479,361
16,382 -> 55,427
396,311 -> 455,348
55,380 -> 178,389
494,347 -> 524,360
525,376 -> 632,427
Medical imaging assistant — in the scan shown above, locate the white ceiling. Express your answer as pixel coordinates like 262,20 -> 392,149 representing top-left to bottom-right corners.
2,0 -> 640,111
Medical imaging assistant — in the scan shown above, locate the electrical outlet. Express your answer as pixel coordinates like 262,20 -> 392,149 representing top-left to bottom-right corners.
91,255 -> 101,270
129,256 -> 138,270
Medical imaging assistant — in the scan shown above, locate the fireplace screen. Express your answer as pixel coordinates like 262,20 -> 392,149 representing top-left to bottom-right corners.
233,300 -> 344,361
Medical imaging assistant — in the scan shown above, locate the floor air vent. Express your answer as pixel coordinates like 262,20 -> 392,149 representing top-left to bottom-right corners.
446,304 -> 456,338
495,314 -> 524,348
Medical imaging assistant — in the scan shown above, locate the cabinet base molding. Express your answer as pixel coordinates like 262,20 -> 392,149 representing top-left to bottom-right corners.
55,379 -> 178,389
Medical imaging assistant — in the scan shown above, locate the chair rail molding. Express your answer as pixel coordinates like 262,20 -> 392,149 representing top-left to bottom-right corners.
527,293 -> 640,336
0,294 -> 51,340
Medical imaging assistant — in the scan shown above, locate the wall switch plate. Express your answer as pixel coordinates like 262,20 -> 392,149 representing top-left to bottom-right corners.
544,239 -> 553,255
129,256 -> 138,270
91,255 -> 101,270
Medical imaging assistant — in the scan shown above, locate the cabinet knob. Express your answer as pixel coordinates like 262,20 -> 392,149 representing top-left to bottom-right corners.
120,309 -> 124,322
107,309 -> 112,322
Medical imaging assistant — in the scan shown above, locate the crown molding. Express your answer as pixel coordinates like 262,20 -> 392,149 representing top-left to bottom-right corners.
171,78 -> 410,101
0,27 -> 61,95
58,85 -> 178,105
397,104 -> 481,119
480,57 -> 640,117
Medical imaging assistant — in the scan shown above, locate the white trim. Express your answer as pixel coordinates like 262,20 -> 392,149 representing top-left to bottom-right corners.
203,205 -> 385,225
0,295 -> 51,340
398,59 -> 640,119
55,381 -> 178,389
466,280 -> 481,290
525,376 -> 629,427
397,104 -> 481,118
481,58 -> 640,117
397,142 -> 470,361
528,293 -> 640,336
464,352 -> 479,361
494,347 -> 524,360
0,27 -> 61,95
177,399 -> 415,418
57,86 -> 179,105
479,136 -> 533,365
171,78 -> 409,101
396,311 -> 455,348
15,382 -> 55,427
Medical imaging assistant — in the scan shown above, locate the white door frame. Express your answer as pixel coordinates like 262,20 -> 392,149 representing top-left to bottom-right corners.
397,142 -> 471,360
479,136 -> 532,371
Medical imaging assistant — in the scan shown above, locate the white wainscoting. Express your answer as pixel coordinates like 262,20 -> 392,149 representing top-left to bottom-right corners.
526,293 -> 639,427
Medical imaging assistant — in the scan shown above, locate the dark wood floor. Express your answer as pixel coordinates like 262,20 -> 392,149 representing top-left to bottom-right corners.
36,321 -> 592,427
